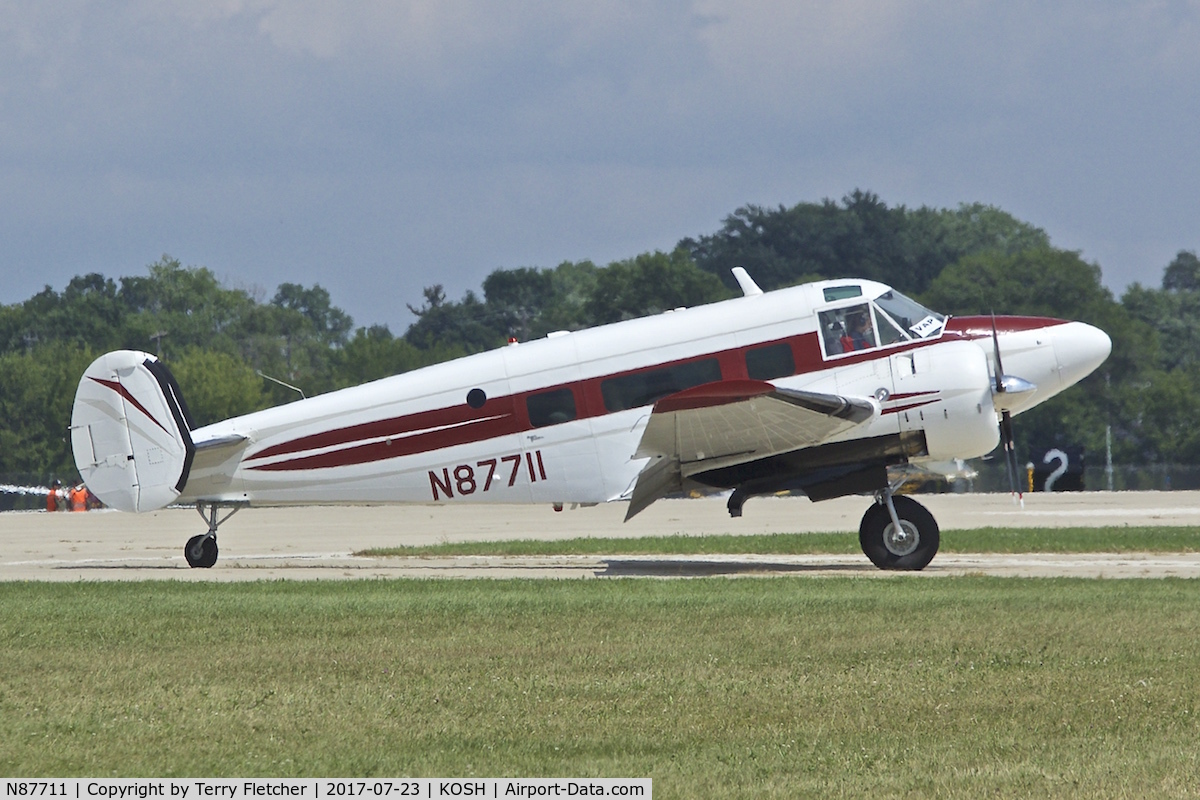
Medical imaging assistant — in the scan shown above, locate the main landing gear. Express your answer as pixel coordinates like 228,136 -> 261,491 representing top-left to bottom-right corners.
184,502 -> 243,568
858,491 -> 940,571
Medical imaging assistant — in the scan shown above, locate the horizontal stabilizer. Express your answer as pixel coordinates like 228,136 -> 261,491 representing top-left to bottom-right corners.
194,433 -> 249,451
70,350 -> 195,512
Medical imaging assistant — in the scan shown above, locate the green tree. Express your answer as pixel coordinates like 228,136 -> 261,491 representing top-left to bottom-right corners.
333,325 -> 461,388
120,256 -> 257,357
938,203 -> 1051,258
1123,250 -> 1200,373
681,198 -> 850,292
482,267 -> 557,342
0,274 -> 125,354
680,192 -> 1049,296
403,285 -> 505,354
584,249 -> 732,325
166,348 -> 270,427
0,344 -> 97,479
478,260 -> 600,339
1112,368 -> 1200,464
921,247 -> 1149,466
919,248 -> 1149,381
272,283 -> 353,347
541,260 -> 600,332
1162,250 -> 1200,292
1107,251 -> 1200,465
921,247 -> 1112,319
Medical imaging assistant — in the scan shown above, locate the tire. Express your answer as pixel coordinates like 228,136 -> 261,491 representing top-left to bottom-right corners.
858,495 -> 939,571
185,534 -> 218,568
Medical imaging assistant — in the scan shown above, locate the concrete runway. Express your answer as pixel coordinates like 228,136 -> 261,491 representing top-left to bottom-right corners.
3,491 -> 1200,581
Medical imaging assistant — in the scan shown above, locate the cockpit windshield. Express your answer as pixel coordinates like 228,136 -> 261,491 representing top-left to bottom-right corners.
873,290 -> 945,340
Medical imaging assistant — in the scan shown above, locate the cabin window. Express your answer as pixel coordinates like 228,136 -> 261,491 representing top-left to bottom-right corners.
823,285 -> 863,302
601,358 -> 722,412
745,343 -> 794,381
526,388 -> 577,428
819,304 -> 878,355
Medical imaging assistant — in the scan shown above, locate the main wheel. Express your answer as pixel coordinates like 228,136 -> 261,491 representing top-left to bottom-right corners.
184,534 -> 218,568
858,495 -> 939,571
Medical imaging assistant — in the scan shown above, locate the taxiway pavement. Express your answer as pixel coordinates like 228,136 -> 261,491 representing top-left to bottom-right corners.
3,491 -> 1199,581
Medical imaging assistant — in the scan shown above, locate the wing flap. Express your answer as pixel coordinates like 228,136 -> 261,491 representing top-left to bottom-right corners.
625,380 -> 876,519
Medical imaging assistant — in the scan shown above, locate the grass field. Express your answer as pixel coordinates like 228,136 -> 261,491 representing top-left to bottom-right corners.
358,525 -> 1200,557
2,578 -> 1199,797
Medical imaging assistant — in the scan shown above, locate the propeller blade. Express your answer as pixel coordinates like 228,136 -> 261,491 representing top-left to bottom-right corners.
991,313 -> 1005,394
992,314 -> 1024,505
1000,410 -> 1024,507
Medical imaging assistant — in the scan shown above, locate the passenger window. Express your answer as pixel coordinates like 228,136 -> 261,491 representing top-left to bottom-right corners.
527,388 -> 577,427
746,343 -> 794,380
601,359 -> 722,412
819,303 -> 878,356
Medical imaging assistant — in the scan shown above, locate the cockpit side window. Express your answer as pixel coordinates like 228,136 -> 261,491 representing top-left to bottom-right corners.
873,308 -> 907,346
820,303 -> 877,355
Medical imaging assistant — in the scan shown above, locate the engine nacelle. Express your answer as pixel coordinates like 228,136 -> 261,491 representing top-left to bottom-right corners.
891,340 -> 999,461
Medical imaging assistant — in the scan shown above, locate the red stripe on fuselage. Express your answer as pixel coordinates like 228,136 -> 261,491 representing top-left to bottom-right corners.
882,399 -> 939,416
248,399 -> 518,461
888,391 -> 938,401
248,412 -> 520,471
944,316 -> 1070,338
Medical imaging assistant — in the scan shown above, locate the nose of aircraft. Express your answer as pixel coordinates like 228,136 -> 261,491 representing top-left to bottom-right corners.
1052,321 -> 1112,389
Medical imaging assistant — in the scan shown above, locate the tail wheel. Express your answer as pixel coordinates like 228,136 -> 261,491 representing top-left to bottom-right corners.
184,502 -> 242,568
858,495 -> 939,571
185,534 -> 218,568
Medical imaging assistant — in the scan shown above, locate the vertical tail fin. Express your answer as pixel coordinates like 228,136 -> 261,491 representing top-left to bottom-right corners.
70,350 -> 195,512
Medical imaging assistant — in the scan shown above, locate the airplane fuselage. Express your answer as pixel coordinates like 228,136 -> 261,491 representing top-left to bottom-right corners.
178,279 -> 1108,510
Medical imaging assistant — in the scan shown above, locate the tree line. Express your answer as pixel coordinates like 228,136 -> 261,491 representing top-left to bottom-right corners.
2,190 -> 1196,485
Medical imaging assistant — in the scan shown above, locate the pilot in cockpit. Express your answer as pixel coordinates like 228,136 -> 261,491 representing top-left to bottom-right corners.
842,310 -> 874,351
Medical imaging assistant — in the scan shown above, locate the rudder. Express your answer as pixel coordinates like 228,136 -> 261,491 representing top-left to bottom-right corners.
71,350 -> 195,512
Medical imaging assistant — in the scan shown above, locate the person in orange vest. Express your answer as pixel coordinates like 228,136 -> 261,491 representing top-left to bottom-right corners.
46,480 -> 65,512
69,483 -> 89,512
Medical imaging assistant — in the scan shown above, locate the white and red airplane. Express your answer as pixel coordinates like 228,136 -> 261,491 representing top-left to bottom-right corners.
70,269 -> 1111,570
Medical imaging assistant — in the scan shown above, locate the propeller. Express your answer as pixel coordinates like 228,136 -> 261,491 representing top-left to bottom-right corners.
990,315 -> 1036,506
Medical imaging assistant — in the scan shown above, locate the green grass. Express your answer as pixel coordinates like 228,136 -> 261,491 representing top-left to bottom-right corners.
357,525 -> 1200,558
3,578 -> 1200,797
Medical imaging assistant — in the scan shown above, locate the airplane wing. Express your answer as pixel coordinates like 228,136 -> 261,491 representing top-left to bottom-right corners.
625,380 -> 877,519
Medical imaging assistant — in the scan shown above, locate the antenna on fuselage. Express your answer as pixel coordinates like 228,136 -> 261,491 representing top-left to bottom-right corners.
731,267 -> 763,297
257,370 -> 306,400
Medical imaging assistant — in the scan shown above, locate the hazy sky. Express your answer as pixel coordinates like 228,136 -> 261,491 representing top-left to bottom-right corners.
2,1 -> 1197,333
